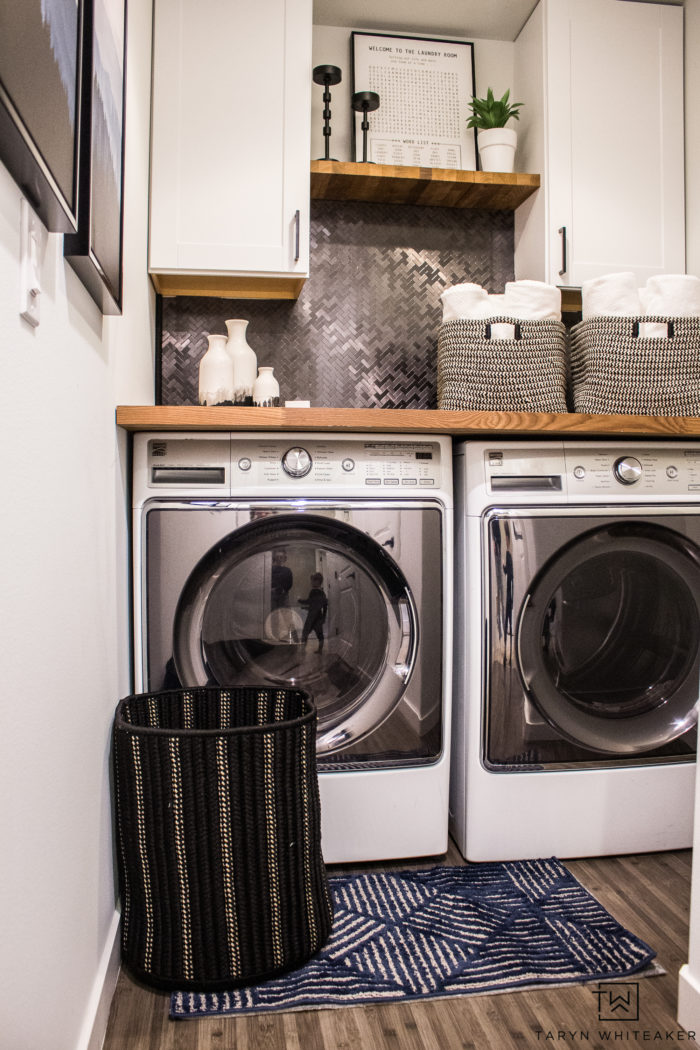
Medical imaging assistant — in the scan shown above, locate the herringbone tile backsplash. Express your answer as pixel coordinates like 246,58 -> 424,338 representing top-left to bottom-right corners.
159,200 -> 514,409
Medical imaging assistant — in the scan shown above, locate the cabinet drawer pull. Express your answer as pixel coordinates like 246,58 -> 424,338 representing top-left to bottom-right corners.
558,226 -> 567,277
294,209 -> 300,262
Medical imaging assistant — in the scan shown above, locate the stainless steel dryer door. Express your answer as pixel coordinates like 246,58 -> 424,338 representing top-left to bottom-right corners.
143,502 -> 444,763
486,509 -> 700,766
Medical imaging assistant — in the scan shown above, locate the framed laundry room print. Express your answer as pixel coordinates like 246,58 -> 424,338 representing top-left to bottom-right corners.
351,32 -> 476,170
0,0 -> 83,232
64,0 -> 127,314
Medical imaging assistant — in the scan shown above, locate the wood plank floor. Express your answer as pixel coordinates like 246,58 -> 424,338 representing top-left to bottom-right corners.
102,845 -> 695,1050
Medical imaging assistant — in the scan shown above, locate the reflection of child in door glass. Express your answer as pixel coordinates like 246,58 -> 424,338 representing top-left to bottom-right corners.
299,573 -> 328,652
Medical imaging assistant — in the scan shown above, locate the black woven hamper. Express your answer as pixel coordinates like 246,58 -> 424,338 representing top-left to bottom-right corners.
112,686 -> 333,991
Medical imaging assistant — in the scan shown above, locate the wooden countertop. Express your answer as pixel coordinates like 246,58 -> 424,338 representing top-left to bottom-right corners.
116,406 -> 700,437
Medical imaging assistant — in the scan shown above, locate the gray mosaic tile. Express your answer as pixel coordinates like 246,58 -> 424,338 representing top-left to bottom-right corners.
159,200 -> 514,408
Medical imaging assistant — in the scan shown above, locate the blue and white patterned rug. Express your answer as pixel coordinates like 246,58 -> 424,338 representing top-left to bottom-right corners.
170,858 -> 656,1019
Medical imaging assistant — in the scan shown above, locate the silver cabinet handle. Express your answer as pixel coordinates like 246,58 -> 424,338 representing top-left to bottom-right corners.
558,226 -> 567,277
294,209 -> 300,262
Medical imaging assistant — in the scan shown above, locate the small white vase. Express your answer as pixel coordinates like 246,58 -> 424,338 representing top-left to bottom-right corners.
225,318 -> 257,406
253,366 -> 280,407
477,127 -> 517,173
198,334 -> 233,406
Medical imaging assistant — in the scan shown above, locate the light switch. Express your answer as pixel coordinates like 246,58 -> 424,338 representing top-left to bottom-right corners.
20,198 -> 44,327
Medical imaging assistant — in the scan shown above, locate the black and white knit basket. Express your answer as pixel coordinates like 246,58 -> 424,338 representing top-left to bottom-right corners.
113,687 -> 333,991
437,318 -> 569,413
570,316 -> 700,415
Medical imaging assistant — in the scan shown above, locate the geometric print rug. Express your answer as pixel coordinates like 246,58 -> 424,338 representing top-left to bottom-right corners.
170,858 -> 656,1018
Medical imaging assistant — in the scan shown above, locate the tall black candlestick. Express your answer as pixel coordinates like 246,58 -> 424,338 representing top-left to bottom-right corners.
351,91 -> 380,163
313,65 -> 342,161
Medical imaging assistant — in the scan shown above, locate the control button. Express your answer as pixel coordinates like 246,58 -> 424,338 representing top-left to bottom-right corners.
401,478 -> 418,485
341,458 -> 355,472
667,465 -> 679,479
613,456 -> 643,485
365,478 -> 381,485
419,478 -> 435,486
573,465 -> 586,480
281,446 -> 312,478
237,457 -> 252,472
383,478 -> 399,485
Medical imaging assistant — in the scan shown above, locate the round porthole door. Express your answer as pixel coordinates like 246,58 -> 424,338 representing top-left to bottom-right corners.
172,513 -> 418,755
516,522 -> 700,753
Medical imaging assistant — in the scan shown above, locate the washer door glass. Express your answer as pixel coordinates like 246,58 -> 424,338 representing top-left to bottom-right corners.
517,522 -> 700,753
173,513 -> 417,755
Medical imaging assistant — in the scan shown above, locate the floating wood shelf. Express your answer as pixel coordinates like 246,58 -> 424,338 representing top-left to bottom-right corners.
310,160 -> 540,211
116,406 -> 700,438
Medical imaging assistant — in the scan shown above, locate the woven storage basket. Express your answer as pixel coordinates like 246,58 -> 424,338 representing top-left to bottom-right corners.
437,318 -> 569,412
113,686 -> 333,991
570,316 -> 700,415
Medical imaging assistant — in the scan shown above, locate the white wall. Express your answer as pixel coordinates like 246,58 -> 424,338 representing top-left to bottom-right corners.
0,3 -> 155,1049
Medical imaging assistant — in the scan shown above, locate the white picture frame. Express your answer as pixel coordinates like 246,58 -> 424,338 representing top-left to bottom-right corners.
351,32 -> 477,170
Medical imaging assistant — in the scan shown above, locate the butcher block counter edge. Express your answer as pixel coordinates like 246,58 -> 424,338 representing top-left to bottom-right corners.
116,406 -> 700,438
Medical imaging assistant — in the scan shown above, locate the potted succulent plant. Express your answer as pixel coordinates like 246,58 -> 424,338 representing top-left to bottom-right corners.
467,88 -> 524,173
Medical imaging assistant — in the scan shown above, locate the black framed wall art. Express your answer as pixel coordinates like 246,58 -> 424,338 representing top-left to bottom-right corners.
64,0 -> 127,314
0,0 -> 83,232
351,32 -> 476,170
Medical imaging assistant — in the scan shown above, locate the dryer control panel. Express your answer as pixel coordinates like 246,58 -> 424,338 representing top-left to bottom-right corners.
464,440 -> 700,511
563,445 -> 700,497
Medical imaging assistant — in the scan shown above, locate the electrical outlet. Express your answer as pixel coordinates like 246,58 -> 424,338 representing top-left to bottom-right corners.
20,198 -> 44,327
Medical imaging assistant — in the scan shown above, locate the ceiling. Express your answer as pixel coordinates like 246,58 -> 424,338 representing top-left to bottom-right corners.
312,0 -> 682,43
313,0 -> 543,42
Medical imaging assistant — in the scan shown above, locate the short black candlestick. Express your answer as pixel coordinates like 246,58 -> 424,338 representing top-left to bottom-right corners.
351,91 -> 380,163
313,65 -> 342,161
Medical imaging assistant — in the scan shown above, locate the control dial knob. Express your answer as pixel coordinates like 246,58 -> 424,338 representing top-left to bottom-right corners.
613,456 -> 642,485
282,446 -> 312,478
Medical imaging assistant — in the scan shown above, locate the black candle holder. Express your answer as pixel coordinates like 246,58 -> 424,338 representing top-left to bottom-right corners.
313,65 -> 342,161
351,91 -> 380,163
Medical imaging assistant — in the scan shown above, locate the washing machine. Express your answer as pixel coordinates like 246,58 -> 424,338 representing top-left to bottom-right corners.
132,431 -> 453,863
451,439 -> 699,862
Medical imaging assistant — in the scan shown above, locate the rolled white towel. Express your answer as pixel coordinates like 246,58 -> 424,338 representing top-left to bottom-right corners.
581,272 -> 641,319
473,295 -> 514,339
643,274 -> 700,317
478,293 -> 507,318
504,279 -> 561,321
440,282 -> 488,322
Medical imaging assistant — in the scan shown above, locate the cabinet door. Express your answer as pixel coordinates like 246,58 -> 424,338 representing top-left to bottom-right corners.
515,0 -> 685,288
149,0 -> 311,297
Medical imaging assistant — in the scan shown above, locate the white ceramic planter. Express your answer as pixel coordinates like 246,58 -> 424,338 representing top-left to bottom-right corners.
477,127 -> 517,173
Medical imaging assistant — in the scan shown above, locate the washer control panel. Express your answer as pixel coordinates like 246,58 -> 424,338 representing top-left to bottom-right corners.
233,438 -> 444,489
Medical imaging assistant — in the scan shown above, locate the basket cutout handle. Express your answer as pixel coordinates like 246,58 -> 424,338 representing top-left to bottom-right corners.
632,319 -> 675,339
485,321 -> 522,341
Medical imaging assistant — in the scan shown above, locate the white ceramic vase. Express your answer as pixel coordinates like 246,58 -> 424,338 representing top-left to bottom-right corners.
477,127 -> 517,173
225,318 -> 257,405
253,366 -> 280,407
198,333 -> 233,405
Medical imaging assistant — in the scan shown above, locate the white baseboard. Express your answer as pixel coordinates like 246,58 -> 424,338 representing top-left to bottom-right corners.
677,964 -> 700,1045
76,908 -> 121,1050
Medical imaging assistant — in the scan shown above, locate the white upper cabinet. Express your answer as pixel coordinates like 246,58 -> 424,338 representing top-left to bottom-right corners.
149,0 -> 312,298
514,0 -> 685,287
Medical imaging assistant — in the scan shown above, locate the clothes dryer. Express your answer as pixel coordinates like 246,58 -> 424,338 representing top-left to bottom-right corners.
133,432 -> 453,863
451,440 -> 698,861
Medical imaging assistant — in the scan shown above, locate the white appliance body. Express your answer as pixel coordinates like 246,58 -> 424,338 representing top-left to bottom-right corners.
452,440 -> 699,862
133,432 -> 453,864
